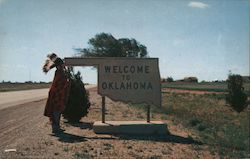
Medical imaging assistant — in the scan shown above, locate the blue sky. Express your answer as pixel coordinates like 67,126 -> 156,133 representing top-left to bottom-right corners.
0,0 -> 249,83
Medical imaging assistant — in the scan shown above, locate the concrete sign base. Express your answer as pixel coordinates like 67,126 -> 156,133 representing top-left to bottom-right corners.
93,121 -> 169,135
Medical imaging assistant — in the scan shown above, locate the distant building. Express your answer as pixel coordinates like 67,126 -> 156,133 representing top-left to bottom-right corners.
161,77 -> 174,83
242,76 -> 250,83
176,77 -> 198,83
184,77 -> 198,83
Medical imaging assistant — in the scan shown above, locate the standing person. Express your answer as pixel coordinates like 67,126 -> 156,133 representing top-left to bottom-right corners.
42,53 -> 70,134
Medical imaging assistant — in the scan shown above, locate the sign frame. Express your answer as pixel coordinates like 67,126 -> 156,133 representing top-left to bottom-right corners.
64,57 -> 162,123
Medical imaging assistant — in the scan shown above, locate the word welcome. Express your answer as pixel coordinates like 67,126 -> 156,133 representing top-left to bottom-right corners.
104,65 -> 150,74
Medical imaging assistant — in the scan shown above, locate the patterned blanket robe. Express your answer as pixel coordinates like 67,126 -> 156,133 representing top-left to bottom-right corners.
44,69 -> 70,117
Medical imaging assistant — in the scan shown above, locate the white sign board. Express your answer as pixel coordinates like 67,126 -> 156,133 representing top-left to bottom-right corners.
65,57 -> 161,107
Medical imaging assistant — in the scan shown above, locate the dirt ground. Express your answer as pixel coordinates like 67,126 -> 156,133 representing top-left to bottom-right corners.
0,88 -> 219,159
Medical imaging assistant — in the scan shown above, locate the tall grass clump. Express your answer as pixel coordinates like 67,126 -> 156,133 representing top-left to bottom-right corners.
226,74 -> 248,113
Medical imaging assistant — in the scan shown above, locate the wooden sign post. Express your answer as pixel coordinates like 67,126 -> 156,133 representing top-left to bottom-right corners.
147,105 -> 150,123
102,96 -> 105,123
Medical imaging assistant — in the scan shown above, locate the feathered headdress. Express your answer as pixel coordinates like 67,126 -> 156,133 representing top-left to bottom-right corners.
42,53 -> 64,73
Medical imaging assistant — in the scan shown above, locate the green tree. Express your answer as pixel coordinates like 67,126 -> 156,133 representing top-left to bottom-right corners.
75,33 -> 148,58
226,74 -> 248,113
63,67 -> 91,122
166,77 -> 174,82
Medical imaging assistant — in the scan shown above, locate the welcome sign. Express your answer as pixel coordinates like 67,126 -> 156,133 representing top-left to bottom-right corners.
65,57 -> 161,107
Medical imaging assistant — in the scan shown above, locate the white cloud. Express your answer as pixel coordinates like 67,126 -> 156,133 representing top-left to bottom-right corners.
188,1 -> 209,9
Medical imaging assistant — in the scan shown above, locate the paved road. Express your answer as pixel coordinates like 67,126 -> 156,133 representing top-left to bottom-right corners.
0,85 -> 96,110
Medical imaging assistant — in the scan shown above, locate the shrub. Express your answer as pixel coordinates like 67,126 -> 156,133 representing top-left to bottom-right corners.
226,74 -> 247,113
166,77 -> 174,82
63,67 -> 91,122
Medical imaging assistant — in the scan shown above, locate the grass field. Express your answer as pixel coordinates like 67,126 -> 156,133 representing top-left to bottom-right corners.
162,82 -> 250,96
161,93 -> 249,158
0,83 -> 51,92
132,92 -> 250,158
